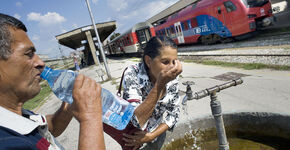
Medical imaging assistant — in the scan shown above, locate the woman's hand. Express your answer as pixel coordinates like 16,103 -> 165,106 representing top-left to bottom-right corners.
156,60 -> 183,89
123,131 -> 154,150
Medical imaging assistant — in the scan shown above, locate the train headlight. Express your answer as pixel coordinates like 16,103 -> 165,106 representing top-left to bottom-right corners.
262,18 -> 271,26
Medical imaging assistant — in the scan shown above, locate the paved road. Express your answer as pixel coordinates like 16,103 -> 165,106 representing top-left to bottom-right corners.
36,58 -> 290,150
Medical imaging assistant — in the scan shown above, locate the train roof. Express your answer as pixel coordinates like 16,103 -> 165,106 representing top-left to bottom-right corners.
110,21 -> 153,43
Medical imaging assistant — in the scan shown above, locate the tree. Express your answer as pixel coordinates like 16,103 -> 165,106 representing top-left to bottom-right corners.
110,33 -> 121,41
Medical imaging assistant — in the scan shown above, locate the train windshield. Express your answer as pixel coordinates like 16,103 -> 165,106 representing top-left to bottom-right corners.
240,0 -> 269,7
136,28 -> 151,48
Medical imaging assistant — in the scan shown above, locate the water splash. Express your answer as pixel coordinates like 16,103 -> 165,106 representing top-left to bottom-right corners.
182,103 -> 188,115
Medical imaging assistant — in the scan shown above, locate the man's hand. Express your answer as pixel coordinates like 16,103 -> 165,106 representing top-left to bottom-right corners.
71,74 -> 102,123
71,74 -> 105,150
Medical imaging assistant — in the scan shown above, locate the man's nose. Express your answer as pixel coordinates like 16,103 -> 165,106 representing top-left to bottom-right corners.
33,54 -> 45,69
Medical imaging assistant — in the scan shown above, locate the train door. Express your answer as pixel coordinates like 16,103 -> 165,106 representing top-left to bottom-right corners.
174,22 -> 185,44
216,4 -> 230,32
136,28 -> 151,49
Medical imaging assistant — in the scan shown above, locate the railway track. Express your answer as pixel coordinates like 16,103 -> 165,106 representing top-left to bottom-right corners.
178,49 -> 290,66
178,30 -> 290,52
178,54 -> 290,57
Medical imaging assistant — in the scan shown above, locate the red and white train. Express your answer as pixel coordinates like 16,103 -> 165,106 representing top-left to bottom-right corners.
105,0 -> 274,54
105,22 -> 156,55
154,0 -> 274,45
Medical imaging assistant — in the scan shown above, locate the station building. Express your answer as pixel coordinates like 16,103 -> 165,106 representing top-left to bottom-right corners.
55,21 -> 116,66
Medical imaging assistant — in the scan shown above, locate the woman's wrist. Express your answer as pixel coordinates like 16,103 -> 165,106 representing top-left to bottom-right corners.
154,81 -> 165,92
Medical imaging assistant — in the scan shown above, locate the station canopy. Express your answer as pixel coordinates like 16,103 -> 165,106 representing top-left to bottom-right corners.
55,21 -> 116,50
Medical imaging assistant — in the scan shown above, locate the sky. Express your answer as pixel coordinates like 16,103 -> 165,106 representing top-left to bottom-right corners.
1,0 -> 179,59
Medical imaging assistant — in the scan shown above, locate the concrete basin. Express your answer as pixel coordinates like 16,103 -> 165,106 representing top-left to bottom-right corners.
162,112 -> 290,150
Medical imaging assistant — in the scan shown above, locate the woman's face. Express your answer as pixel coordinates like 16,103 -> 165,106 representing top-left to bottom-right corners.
145,46 -> 178,82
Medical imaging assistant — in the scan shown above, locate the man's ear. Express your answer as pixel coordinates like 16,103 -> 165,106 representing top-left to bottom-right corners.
144,55 -> 151,69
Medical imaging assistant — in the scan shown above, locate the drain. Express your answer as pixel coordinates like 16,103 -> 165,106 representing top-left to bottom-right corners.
212,72 -> 249,81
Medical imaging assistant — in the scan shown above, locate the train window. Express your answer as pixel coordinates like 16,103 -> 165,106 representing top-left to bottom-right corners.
191,3 -> 197,9
240,0 -> 248,6
181,22 -> 185,30
175,26 -> 179,33
187,20 -> 192,29
178,25 -> 182,36
166,28 -> 170,36
191,18 -> 198,28
170,26 -> 175,34
130,36 -> 133,44
224,1 -> 237,12
184,21 -> 189,30
127,37 -> 130,45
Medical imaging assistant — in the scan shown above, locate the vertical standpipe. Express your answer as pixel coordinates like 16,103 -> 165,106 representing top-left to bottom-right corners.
210,92 -> 229,150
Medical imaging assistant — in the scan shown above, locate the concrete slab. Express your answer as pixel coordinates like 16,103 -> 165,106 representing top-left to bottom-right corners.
36,58 -> 290,150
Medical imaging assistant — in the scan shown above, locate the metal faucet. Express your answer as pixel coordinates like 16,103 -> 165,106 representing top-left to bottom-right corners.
181,78 -> 243,150
182,81 -> 195,105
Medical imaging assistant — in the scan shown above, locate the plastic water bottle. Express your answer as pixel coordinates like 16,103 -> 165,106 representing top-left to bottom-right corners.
40,66 -> 134,130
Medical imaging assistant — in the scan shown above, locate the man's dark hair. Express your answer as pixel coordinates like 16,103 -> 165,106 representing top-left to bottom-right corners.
142,36 -> 177,72
0,13 -> 27,59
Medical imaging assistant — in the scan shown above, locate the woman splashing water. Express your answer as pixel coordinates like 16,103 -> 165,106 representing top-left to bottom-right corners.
104,36 -> 183,150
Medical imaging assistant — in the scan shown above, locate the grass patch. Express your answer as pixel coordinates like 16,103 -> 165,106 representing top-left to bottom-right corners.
23,82 -> 52,110
284,46 -> 290,50
185,60 -> 290,70
99,78 -> 111,84
130,57 -> 141,62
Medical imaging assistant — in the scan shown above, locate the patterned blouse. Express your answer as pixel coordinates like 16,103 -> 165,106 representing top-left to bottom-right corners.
123,62 -> 180,132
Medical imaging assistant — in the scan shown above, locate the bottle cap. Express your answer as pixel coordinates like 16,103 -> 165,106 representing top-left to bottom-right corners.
40,66 -> 52,79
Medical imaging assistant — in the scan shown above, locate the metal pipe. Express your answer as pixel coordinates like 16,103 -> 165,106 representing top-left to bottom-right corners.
85,0 -> 112,79
210,92 -> 229,150
193,78 -> 243,100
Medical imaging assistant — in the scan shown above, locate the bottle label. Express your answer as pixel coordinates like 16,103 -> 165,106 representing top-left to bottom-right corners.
104,110 -> 122,125
109,113 -> 122,125
104,110 -> 113,120
109,101 -> 122,114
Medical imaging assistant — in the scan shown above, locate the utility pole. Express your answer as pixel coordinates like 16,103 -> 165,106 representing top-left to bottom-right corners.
85,0 -> 112,79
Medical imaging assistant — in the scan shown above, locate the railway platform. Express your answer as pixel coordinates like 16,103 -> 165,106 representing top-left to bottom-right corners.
36,58 -> 290,150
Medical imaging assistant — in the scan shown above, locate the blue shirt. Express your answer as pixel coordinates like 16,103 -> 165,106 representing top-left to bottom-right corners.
0,106 -> 64,150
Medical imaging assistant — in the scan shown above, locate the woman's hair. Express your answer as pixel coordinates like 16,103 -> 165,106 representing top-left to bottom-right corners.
142,36 -> 177,72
